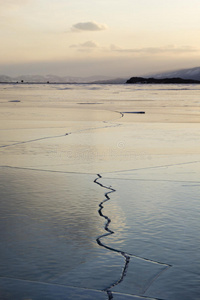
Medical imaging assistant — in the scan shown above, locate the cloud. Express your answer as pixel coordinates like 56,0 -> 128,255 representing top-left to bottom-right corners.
110,44 -> 199,55
71,21 -> 108,32
70,41 -> 99,49
110,44 -> 121,51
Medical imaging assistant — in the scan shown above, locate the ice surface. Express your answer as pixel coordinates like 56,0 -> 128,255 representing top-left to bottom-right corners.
0,277 -> 160,300
1,83 -> 200,299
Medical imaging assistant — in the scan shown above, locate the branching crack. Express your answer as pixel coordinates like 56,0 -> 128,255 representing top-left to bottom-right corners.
94,174 -> 171,299
0,110 -> 123,149
94,174 -> 131,299
0,134 -> 70,148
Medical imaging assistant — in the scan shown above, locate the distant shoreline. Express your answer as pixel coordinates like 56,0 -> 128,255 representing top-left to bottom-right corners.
126,77 -> 200,84
1,76 -> 200,85
0,81 -> 126,85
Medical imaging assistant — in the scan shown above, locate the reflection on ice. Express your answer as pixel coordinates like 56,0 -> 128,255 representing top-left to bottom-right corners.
0,169 -> 105,281
99,177 -> 200,299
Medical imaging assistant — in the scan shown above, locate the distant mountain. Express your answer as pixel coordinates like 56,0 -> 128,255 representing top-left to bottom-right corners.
0,74 -> 124,83
0,75 -> 12,82
150,66 -> 200,81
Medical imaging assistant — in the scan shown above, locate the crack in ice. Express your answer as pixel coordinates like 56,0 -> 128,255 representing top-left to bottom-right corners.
94,174 -> 171,299
0,110 -> 123,149
1,106 -> 172,298
94,174 -> 131,299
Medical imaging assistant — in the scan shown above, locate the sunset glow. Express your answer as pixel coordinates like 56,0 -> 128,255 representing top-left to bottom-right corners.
1,0 -> 200,76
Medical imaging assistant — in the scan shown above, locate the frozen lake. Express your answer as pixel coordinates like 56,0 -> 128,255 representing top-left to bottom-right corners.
0,83 -> 200,299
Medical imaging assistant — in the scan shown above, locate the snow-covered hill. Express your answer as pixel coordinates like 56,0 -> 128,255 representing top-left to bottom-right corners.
0,74 -> 121,83
151,66 -> 200,80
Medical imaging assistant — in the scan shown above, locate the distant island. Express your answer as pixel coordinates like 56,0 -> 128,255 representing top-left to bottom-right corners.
126,77 -> 200,84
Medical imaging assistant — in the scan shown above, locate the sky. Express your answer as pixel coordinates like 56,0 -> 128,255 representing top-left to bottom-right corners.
1,0 -> 200,77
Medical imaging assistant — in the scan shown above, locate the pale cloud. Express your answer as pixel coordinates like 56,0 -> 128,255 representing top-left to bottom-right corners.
110,44 -> 121,51
70,41 -> 99,49
110,44 -> 199,55
71,21 -> 108,32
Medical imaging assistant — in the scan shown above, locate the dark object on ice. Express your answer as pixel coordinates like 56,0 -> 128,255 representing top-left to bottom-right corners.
126,77 -> 200,84
9,100 -> 21,103
123,111 -> 145,114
